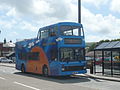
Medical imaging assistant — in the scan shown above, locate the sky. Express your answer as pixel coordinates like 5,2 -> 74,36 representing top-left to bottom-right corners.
0,0 -> 120,43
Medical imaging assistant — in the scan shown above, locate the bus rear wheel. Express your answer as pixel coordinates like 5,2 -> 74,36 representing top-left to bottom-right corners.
43,66 -> 48,77
21,64 -> 25,73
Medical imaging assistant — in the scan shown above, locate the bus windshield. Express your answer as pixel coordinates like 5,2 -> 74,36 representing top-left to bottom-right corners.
60,48 -> 84,62
60,25 -> 83,36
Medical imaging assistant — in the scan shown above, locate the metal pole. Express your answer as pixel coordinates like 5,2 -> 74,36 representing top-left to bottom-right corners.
111,51 -> 113,76
94,50 -> 96,74
78,0 -> 81,23
102,51 -> 104,75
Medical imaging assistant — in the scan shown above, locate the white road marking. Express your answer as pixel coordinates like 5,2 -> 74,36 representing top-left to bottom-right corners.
0,77 -> 6,80
14,81 -> 41,90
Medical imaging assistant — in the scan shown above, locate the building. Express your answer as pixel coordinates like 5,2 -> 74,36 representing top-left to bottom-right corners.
0,42 -> 3,56
0,41 -> 15,57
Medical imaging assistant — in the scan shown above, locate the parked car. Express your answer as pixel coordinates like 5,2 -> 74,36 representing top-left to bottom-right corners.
0,57 -> 13,63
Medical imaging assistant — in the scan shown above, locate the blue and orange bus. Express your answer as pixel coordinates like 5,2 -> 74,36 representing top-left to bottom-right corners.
15,22 -> 87,76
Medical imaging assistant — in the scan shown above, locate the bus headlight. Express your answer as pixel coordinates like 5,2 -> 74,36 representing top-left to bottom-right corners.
56,37 -> 63,42
83,66 -> 86,69
62,67 -> 65,71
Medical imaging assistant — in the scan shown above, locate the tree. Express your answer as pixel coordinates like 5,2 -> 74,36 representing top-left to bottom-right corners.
88,43 -> 97,52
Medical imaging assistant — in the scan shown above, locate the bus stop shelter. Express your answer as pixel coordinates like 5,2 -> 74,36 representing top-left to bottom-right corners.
94,41 -> 120,76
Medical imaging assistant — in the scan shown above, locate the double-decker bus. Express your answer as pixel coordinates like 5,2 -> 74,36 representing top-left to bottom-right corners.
15,22 -> 87,76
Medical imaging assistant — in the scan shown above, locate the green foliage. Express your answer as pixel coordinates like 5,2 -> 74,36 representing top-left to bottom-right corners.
88,43 -> 97,52
111,39 -> 120,41
98,39 -> 110,44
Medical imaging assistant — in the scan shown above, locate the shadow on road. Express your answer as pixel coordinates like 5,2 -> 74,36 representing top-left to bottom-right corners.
14,72 -> 91,84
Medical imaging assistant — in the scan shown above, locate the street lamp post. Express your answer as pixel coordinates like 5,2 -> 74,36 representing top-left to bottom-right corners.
78,0 -> 81,24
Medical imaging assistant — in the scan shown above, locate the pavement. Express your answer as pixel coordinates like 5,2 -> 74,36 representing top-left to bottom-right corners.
1,63 -> 120,82
76,73 -> 120,82
0,63 -> 15,68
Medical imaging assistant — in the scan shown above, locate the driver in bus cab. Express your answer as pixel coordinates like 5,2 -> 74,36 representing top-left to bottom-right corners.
50,31 -> 56,36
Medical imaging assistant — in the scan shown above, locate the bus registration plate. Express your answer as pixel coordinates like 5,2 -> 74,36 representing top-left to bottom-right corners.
72,72 -> 78,74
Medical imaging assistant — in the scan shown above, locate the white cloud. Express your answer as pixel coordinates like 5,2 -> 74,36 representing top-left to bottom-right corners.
6,8 -> 16,17
8,31 -> 18,37
20,21 -> 38,32
83,0 -> 109,7
82,7 -> 120,41
0,0 -> 120,42
33,0 -> 54,15
0,0 -> 71,20
110,0 -> 120,13
0,20 -> 13,29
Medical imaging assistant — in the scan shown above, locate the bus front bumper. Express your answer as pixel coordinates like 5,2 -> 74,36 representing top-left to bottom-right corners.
59,69 -> 87,76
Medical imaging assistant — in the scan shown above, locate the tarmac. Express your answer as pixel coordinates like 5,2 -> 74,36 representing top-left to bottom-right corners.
1,63 -> 120,82
0,63 -> 15,68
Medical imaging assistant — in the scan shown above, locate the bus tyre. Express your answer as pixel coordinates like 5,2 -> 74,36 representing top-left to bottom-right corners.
43,66 -> 48,77
21,64 -> 25,73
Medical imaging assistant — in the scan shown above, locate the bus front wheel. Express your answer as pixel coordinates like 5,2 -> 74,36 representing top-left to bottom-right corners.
21,64 -> 25,73
43,66 -> 48,76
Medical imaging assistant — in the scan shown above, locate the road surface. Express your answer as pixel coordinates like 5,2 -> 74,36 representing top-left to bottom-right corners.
0,63 -> 120,90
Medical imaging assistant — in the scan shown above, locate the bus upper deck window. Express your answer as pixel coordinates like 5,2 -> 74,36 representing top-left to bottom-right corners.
60,25 -> 81,36
41,30 -> 49,38
50,27 -> 57,37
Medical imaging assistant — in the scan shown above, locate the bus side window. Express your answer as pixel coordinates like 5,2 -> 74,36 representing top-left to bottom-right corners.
18,52 -> 39,60
28,52 -> 39,60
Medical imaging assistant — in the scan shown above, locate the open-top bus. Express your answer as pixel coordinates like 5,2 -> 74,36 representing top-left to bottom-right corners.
15,22 -> 87,76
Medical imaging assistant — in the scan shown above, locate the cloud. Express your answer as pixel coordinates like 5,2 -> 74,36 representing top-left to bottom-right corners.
8,31 -> 18,38
6,8 -> 16,17
0,0 -> 33,14
0,19 -> 16,30
110,0 -> 120,13
0,0 -> 71,20
0,0 -> 120,42
33,0 -> 54,15
83,0 -> 109,7
20,21 -> 38,32
82,7 -> 120,41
